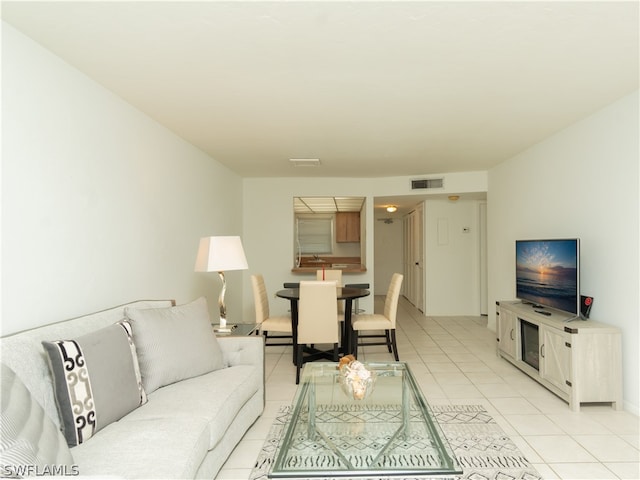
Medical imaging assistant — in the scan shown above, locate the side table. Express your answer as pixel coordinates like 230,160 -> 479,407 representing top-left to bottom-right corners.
212,323 -> 258,336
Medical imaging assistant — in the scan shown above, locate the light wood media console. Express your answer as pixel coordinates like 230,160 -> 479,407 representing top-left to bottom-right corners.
496,300 -> 622,411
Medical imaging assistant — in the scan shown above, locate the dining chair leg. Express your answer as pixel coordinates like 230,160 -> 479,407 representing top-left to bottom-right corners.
295,345 -> 303,384
352,331 -> 359,359
390,330 -> 399,361
385,330 -> 392,352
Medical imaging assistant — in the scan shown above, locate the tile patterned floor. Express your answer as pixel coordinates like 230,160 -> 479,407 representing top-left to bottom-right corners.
218,297 -> 640,480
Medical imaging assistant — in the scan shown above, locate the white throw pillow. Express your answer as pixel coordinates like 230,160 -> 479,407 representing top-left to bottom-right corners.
125,297 -> 224,394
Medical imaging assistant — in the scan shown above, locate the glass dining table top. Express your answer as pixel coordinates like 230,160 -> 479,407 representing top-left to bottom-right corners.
269,362 -> 461,478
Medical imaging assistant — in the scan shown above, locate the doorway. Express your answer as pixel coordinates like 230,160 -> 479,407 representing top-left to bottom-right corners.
374,194 -> 487,316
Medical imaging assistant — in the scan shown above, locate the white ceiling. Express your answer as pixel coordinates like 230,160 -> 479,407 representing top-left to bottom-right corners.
2,1 -> 638,183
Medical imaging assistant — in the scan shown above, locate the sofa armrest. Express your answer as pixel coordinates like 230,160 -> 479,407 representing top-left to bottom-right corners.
217,336 -> 264,369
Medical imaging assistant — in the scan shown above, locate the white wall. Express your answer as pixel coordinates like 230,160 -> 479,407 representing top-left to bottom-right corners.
487,90 -> 639,413
1,23 -> 245,334
242,172 -> 487,320
425,198 -> 483,315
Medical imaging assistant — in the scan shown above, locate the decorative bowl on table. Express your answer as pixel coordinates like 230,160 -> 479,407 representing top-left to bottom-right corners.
338,356 -> 376,400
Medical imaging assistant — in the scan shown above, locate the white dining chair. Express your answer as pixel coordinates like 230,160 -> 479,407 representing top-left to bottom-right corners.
351,273 -> 403,361
251,274 -> 293,346
317,269 -> 345,323
296,280 -> 340,384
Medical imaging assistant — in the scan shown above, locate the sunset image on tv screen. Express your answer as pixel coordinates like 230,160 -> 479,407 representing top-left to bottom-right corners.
516,239 -> 578,313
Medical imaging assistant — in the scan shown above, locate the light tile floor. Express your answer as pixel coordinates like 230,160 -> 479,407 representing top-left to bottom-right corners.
218,296 -> 640,480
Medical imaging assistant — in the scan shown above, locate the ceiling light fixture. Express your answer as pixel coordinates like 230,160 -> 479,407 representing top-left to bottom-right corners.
289,158 -> 320,167
386,206 -> 398,213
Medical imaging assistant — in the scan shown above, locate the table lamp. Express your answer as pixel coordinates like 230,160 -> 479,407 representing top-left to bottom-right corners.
194,236 -> 248,331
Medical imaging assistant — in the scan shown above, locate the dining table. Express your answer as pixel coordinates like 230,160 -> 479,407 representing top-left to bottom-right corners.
276,286 -> 370,365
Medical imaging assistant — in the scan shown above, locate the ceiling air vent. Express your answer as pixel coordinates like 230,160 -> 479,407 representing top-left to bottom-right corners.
411,178 -> 444,190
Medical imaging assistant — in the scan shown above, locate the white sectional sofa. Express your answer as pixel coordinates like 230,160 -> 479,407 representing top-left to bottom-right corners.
0,298 -> 264,479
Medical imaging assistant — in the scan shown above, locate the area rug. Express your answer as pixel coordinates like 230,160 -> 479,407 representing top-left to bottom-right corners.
250,404 -> 542,480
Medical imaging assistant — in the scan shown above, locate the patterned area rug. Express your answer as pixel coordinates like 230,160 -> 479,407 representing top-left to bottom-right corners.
250,404 -> 542,480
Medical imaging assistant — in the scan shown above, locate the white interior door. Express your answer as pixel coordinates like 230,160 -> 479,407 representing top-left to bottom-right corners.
403,215 -> 411,299
414,204 -> 425,312
404,204 -> 424,312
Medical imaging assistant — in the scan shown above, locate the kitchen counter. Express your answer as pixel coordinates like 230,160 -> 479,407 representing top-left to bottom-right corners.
292,256 -> 366,273
291,265 -> 367,274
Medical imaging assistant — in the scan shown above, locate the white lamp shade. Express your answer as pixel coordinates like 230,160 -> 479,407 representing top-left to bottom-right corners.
194,236 -> 248,272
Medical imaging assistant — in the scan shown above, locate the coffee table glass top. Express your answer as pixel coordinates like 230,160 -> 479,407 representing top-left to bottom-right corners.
270,362 -> 461,478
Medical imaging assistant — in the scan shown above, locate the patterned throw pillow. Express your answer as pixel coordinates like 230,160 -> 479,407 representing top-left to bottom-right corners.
42,320 -> 146,447
125,297 -> 224,395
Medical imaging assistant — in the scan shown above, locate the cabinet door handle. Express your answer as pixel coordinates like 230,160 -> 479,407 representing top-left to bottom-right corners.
540,344 -> 545,358
510,329 -> 514,341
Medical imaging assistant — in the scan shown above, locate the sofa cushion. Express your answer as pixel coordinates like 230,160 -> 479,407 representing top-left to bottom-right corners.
0,364 -> 75,476
124,364 -> 261,450
125,297 -> 224,394
42,321 -> 147,447
71,415 -> 210,479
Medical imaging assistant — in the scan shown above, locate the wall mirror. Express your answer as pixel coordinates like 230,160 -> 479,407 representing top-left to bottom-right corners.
293,197 -> 366,271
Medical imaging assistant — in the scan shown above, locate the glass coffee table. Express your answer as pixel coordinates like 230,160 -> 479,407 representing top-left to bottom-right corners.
270,362 -> 461,478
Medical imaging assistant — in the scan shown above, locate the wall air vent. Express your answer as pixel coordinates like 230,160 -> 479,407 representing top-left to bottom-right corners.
411,178 -> 444,190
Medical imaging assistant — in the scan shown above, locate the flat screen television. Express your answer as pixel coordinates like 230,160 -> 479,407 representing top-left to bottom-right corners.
515,238 -> 580,315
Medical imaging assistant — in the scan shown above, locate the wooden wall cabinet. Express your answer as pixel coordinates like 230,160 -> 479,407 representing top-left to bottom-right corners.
496,300 -> 622,411
335,212 -> 360,243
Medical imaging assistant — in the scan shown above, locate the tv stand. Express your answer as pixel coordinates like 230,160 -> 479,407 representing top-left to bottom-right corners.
496,301 -> 622,411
